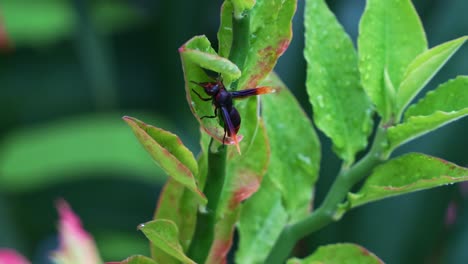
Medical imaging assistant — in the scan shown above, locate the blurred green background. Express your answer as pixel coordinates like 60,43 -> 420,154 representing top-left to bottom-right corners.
0,0 -> 466,263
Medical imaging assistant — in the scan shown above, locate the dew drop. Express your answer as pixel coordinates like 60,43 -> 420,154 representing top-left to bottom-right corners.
316,95 -> 325,108
297,153 -> 312,165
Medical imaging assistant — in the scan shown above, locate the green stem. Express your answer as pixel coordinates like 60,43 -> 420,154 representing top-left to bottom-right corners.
266,126 -> 389,263
187,140 -> 226,263
229,11 -> 250,89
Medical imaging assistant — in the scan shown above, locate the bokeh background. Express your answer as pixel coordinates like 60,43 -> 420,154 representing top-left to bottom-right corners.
0,0 -> 467,263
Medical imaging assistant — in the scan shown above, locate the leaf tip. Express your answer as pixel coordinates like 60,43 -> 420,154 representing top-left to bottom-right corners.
122,116 -> 135,125
136,222 -> 146,231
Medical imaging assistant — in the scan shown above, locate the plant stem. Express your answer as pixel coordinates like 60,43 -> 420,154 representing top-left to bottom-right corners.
187,140 -> 226,263
265,126 -> 389,263
229,11 -> 250,89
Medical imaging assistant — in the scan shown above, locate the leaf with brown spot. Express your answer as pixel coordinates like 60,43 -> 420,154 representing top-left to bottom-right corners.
216,0 -> 297,90
123,116 -> 206,204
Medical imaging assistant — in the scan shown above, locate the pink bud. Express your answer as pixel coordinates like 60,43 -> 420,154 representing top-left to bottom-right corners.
51,199 -> 103,264
0,249 -> 30,264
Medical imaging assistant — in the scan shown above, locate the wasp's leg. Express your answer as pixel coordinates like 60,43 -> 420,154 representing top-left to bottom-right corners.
191,89 -> 212,101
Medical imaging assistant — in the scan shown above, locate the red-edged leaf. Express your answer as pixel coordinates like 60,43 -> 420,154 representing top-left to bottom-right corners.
217,0 -> 295,86
179,36 -> 242,147
123,116 -> 206,204
151,178 -> 198,263
237,0 -> 297,90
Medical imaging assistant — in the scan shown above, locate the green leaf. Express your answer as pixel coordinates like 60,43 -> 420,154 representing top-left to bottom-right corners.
179,36 -> 241,146
287,243 -> 383,264
151,178 -> 199,263
358,0 -> 427,119
404,76 -> 468,118
109,255 -> 158,264
123,116 -> 206,204
138,220 -> 196,264
388,77 -> 468,150
304,0 -> 373,164
348,153 -> 468,208
150,131 -> 210,263
231,0 -> 256,19
179,35 -> 240,80
237,0 -> 296,89
0,113 -> 166,192
236,73 -> 320,264
388,111 -> 468,151
236,178 -> 288,264
205,121 -> 270,264
396,36 -> 468,118
261,73 -> 321,221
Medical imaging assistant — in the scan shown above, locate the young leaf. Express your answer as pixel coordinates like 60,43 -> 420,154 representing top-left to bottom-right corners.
151,178 -> 199,263
236,0 -> 296,89
287,243 -> 383,264
404,76 -> 468,118
304,0 -> 373,164
205,122 -> 270,264
396,36 -> 467,118
179,36 -> 242,146
107,255 -> 158,264
236,73 -> 320,264
388,111 -> 468,151
359,0 -> 427,119
180,36 -> 241,82
123,116 -> 206,204
138,220 -> 196,264
348,153 -> 468,208
388,76 -> 468,150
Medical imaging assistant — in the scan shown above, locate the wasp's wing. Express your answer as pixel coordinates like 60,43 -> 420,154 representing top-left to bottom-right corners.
230,87 -> 276,99
220,106 -> 241,154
